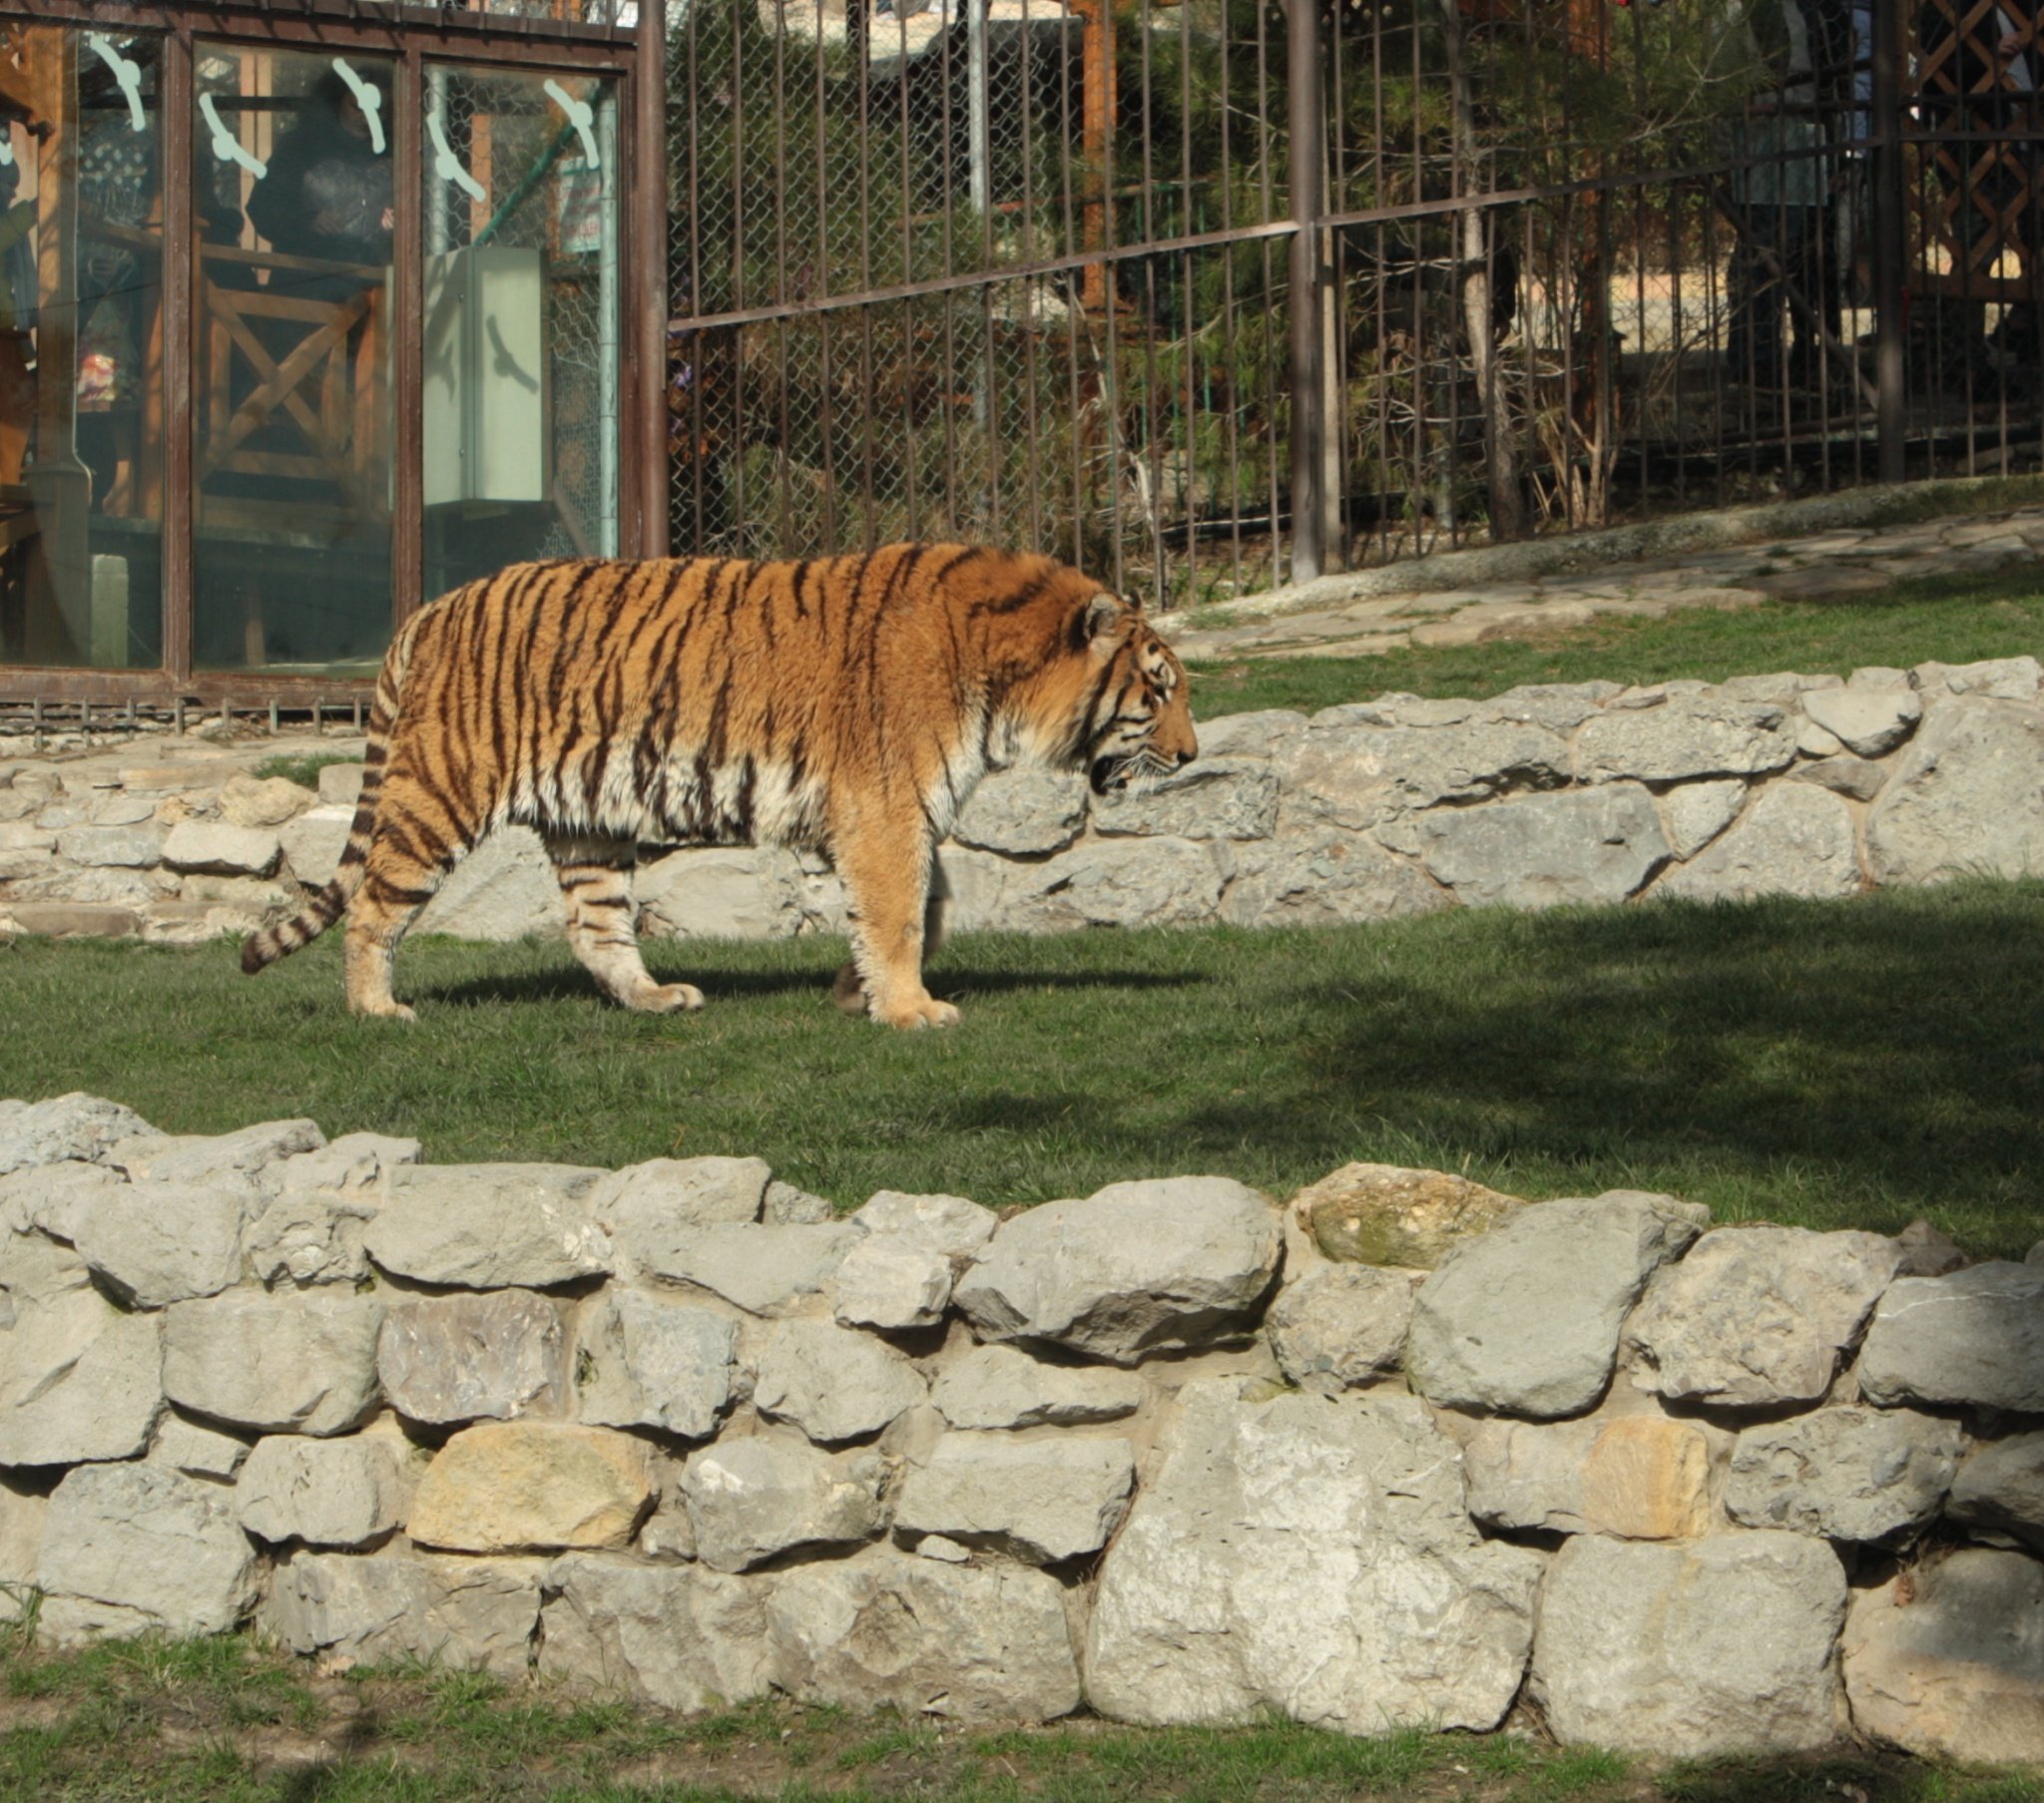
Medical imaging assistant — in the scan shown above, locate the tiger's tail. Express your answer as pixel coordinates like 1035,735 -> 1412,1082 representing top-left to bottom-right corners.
240,621 -> 418,976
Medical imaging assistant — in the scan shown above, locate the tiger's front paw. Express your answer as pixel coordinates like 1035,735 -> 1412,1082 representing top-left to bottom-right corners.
641,982 -> 706,1014
875,993 -> 960,1030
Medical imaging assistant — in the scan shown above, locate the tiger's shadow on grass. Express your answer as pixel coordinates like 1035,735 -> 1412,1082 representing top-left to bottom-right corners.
415,963 -> 1205,1009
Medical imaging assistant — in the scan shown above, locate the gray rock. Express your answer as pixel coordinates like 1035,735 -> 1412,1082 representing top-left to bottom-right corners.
1625,1226 -> 1901,1408
634,845 -> 806,941
0,1288 -> 164,1466
1087,1382 -> 1542,1732
147,1415 -> 251,1480
262,1551 -> 542,1677
378,1290 -> 565,1427
1285,718 -> 1570,826
850,1189 -> 997,1261
0,1093 -> 154,1176
1948,1432 -> 2044,1547
538,1554 -> 773,1709
274,1129 -> 418,1197
1406,1192 -> 1709,1419
163,1291 -> 382,1436
1793,754 -> 1889,801
1892,1217 -> 1969,1277
768,1551 -> 1082,1720
1843,1548 -> 2044,1763
119,1119 -> 324,1188
278,807 -> 352,885
1574,695 -> 1800,784
37,1462 -> 259,1643
161,820 -> 281,877
56,825 -> 165,868
1801,686 -> 1922,757
69,1180 -> 248,1308
950,768 -> 1089,854
1858,1262 -> 2044,1413
1726,1407 -> 1964,1543
894,1433 -> 1135,1564
587,1156 -> 770,1278
1912,654 -> 2042,700
954,1175 -> 1281,1366
1529,1532 -> 1846,1754
1463,1414 -> 1713,1540
237,1432 -> 416,1549
245,1188 -> 380,1288
363,1164 -> 611,1288
1266,1265 -> 1415,1391
761,1180 -> 835,1225
1412,783 -> 1668,908
0,1161 -> 123,1249
1866,697 -> 2044,884
575,1292 -> 737,1440
1653,782 -> 1861,902
1663,780 -> 1747,859
1221,834 -> 1447,928
754,1318 -> 927,1444
831,1238 -> 953,1330
929,1344 -> 1148,1430
414,826 -> 561,941
220,774 -> 312,828
0,1477 -> 43,1621
646,1222 -> 863,1316
1004,838 -> 1225,931
681,1435 -> 887,1573
1191,709 -> 1309,759
1092,758 -> 1279,841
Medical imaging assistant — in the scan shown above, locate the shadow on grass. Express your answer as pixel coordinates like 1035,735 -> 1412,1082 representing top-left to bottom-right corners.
418,962 -> 1208,1010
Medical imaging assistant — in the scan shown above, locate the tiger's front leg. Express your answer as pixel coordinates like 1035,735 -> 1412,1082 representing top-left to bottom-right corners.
833,822 -> 958,1030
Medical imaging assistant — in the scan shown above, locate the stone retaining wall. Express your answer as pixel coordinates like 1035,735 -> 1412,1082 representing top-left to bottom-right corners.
4,656 -> 2044,946
4,1092 -> 2041,1758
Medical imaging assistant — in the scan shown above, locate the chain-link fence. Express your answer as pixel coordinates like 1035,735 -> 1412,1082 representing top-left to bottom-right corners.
668,0 -> 2044,608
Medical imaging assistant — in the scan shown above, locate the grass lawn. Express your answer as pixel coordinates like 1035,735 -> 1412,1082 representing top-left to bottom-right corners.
2,1632 -> 2039,1803
1186,567 -> 2044,717
4,881 -> 2042,1257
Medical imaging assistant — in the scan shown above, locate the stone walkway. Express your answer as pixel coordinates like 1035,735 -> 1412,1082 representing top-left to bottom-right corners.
1164,504 -> 2044,665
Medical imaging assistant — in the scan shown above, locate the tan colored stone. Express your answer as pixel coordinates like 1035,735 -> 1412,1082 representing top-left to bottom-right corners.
406,1422 -> 654,1554
221,774 -> 314,828
1579,1418 -> 1713,1541
1293,1162 -> 1524,1268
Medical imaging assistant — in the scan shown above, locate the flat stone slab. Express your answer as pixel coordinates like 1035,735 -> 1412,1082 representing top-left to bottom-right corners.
894,1432 -> 1136,1564
264,1552 -> 542,1678
643,1222 -> 862,1316
1529,1532 -> 1847,1755
363,1164 -> 612,1289
928,1344 -> 1147,1430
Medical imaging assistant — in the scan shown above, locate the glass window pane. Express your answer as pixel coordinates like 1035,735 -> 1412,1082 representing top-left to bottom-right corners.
421,64 -> 619,597
0,25 -> 166,672
193,44 -> 396,676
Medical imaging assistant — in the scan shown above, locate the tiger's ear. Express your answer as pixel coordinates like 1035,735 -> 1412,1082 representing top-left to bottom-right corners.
1078,591 -> 1125,652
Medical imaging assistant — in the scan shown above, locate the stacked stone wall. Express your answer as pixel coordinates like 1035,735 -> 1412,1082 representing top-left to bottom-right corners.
4,657 -> 2044,944
4,1093 -> 2042,1758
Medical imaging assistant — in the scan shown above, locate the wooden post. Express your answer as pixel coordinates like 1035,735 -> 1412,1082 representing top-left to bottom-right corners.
1286,0 -> 1328,582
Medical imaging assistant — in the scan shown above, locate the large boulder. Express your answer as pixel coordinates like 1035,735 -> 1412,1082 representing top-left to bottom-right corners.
263,1551 -> 542,1677
1528,1532 -> 1848,1755
1405,1192 -> 1709,1419
1573,694 -> 1798,783
1624,1226 -> 1900,1409
681,1436 -> 887,1574
362,1164 -> 612,1288
893,1433 -> 1136,1565
767,1551 -> 1082,1720
1843,1548 -> 2044,1763
1652,783 -> 1860,902
538,1554 -> 773,1710
162,1291 -> 382,1436
37,1462 -> 259,1643
1857,1262 -> 2044,1413
954,1176 -> 1281,1365
407,1423 -> 654,1555
1086,1381 -> 1542,1733
1725,1407 -> 1964,1544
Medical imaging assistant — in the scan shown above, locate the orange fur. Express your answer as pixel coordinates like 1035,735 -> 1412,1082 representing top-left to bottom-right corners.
242,544 -> 1197,1027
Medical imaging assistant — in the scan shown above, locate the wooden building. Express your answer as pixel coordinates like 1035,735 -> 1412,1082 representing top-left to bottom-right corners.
0,2 -> 665,709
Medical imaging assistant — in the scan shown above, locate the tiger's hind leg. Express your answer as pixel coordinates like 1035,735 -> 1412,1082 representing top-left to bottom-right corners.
343,781 -> 469,1022
548,835 -> 704,1015
834,852 -> 950,1017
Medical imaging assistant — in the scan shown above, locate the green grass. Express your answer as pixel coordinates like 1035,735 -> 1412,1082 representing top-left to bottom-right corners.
4,881 -> 2044,1255
2,1635 -> 2039,1803
1187,568 -> 2044,718
249,750 -> 359,790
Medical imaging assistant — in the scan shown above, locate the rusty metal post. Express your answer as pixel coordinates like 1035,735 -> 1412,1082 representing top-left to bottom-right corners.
1871,0 -> 1906,483
1286,0 -> 1327,583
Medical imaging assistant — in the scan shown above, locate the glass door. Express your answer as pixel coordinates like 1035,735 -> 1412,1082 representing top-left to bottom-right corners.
191,43 -> 395,676
419,62 -> 620,601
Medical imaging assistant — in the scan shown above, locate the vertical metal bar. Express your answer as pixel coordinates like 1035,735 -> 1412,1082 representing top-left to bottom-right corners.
393,45 -> 424,625
1286,0 -> 1325,584
1871,0 -> 1905,482
164,30 -> 196,683
636,0 -> 669,557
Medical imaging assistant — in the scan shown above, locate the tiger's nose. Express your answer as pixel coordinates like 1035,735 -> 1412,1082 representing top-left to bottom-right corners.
1176,749 -> 1194,767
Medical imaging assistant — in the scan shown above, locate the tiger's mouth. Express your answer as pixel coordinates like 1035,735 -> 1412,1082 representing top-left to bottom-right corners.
1090,754 -> 1135,796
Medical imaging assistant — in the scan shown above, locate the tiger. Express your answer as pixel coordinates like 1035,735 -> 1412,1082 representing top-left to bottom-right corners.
242,542 -> 1197,1029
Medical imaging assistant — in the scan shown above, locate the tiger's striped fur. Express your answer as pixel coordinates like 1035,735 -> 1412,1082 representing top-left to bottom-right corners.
241,543 -> 1197,1028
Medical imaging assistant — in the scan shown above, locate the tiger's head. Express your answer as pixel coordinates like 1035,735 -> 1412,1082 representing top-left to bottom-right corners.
1069,592 -> 1198,797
